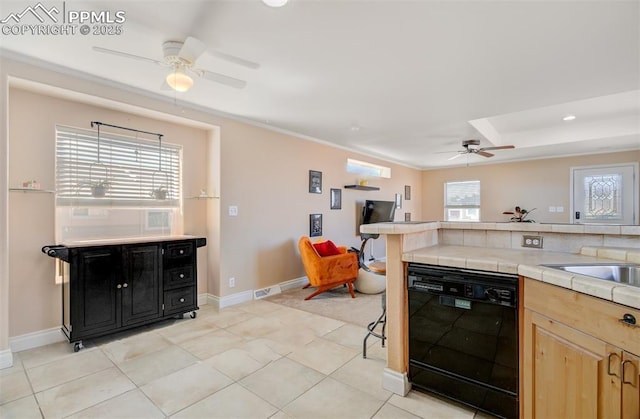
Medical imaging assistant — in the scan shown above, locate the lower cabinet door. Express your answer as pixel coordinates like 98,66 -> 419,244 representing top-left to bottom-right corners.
164,287 -> 196,315
622,351 -> 640,419
72,248 -> 120,339
121,245 -> 162,326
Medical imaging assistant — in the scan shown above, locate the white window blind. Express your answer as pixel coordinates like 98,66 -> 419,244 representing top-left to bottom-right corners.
445,180 -> 480,221
56,125 -> 182,207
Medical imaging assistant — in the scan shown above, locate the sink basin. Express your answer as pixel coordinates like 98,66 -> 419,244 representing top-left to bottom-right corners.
543,263 -> 640,287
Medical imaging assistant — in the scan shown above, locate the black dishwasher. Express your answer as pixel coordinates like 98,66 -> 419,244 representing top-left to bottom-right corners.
407,263 -> 519,419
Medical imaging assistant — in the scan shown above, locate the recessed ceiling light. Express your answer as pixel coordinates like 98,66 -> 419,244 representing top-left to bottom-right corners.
563,115 -> 576,121
262,0 -> 288,7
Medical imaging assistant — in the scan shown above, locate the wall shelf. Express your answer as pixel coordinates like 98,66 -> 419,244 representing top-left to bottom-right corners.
9,188 -> 55,194
344,185 -> 380,191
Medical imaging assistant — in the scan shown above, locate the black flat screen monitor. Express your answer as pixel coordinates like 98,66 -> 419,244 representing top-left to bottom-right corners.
362,200 -> 396,224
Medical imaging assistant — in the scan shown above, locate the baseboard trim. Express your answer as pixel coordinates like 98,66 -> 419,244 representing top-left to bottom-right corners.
199,277 -> 308,310
9,327 -> 66,353
383,367 -> 411,396
279,276 -> 308,292
0,348 -> 14,369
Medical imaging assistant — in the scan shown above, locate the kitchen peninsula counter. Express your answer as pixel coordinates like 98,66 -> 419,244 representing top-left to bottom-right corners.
359,221 -> 640,397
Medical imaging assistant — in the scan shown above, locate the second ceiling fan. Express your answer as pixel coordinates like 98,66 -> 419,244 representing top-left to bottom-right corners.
448,139 -> 515,160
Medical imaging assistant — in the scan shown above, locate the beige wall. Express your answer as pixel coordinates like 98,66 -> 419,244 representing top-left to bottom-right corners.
421,152 -> 640,223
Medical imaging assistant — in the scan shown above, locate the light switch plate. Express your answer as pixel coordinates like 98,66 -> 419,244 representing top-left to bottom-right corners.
229,205 -> 238,216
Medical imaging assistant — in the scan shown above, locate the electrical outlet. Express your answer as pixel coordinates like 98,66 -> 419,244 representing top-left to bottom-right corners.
229,277 -> 235,288
522,235 -> 543,249
228,205 -> 238,216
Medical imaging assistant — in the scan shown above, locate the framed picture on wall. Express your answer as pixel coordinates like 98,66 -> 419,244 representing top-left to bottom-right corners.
395,193 -> 402,209
330,188 -> 342,210
309,170 -> 322,194
310,214 -> 323,237
404,185 -> 411,200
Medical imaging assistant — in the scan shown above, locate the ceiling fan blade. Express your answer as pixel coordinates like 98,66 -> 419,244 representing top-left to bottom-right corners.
180,37 -> 207,63
209,50 -> 260,69
447,153 -> 464,161
476,151 -> 495,158
479,145 -> 515,151
93,46 -> 165,66
198,69 -> 247,89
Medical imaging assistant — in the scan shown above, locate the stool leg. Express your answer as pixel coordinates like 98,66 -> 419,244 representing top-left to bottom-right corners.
362,307 -> 387,359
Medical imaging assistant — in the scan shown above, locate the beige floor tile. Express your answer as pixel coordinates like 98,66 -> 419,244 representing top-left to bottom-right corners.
239,357 -> 324,408
226,316 -> 287,339
240,338 -> 292,361
204,348 -> 267,381
269,411 -> 292,419
283,376 -> 384,419
178,328 -> 246,360
201,307 -> 256,328
323,323 -> 371,350
266,306 -> 313,326
330,355 -> 391,401
118,344 -> 198,386
140,362 -> 232,415
388,390 -> 476,419
262,323 -> 319,348
296,313 -> 346,336
35,367 -> 136,418
0,352 -> 24,377
17,341 -> 76,370
101,331 -> 173,364
0,395 -> 42,419
172,383 -> 278,419
26,348 -> 113,392
373,403 -> 421,419
155,316 -> 219,344
66,389 -> 164,419
235,300 -> 282,316
0,370 -> 33,405
287,337 -> 359,375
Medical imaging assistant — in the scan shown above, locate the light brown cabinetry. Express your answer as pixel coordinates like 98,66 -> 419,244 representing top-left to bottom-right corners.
522,278 -> 640,419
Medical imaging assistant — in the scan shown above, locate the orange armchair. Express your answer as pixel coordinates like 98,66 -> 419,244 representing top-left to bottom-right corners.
298,236 -> 359,300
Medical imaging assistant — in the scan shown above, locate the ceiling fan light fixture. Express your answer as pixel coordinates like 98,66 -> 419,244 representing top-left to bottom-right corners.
166,67 -> 193,92
262,0 -> 289,7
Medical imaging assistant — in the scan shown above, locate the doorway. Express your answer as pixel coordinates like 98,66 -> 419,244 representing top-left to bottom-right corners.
571,163 -> 638,224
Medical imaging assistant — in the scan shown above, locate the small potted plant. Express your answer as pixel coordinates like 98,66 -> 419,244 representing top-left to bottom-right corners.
90,179 -> 110,197
151,186 -> 168,200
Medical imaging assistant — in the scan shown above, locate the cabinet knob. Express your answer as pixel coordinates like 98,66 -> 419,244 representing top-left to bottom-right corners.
179,274 -> 184,279
123,283 -> 128,288
179,250 -> 184,255
179,298 -> 185,303
117,284 -> 122,289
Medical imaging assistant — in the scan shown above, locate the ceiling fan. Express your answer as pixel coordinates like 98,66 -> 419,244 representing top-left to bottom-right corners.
446,139 -> 515,160
93,37 -> 258,92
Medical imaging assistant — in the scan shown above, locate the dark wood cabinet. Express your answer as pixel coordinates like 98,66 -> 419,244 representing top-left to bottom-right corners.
48,237 -> 206,351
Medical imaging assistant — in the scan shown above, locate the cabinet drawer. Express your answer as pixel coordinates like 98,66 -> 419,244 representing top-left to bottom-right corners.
164,287 -> 196,315
164,267 -> 194,289
524,278 -> 640,355
165,242 -> 194,260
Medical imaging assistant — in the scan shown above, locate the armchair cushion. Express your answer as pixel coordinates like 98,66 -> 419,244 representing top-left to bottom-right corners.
313,240 -> 342,257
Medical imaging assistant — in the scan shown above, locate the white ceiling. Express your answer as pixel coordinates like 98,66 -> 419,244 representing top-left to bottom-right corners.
1,0 -> 639,169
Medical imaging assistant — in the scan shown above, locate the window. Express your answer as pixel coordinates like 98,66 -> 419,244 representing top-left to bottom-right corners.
347,158 -> 391,178
55,125 -> 183,241
445,180 -> 480,222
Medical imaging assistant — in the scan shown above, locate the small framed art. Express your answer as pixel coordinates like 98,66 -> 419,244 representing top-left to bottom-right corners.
310,214 -> 323,237
330,188 -> 342,210
309,170 -> 322,194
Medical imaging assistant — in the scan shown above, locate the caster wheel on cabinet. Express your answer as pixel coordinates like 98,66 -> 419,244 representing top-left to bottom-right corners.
73,342 -> 83,352
190,311 -> 197,319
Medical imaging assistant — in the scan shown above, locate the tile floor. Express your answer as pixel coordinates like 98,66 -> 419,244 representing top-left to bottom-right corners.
0,299 -> 495,418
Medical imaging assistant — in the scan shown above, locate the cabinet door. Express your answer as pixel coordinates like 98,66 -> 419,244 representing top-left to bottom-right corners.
71,247 -> 120,338
121,244 -> 162,326
622,351 -> 640,419
523,309 -> 621,418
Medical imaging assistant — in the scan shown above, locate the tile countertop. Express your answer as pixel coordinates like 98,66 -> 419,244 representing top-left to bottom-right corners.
403,245 -> 640,310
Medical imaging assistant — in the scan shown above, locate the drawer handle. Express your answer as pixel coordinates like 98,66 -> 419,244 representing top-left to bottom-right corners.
179,298 -> 185,303
619,313 -> 639,328
622,360 -> 638,387
608,353 -> 621,377
179,274 -> 184,279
